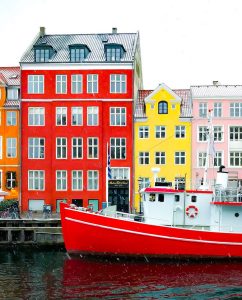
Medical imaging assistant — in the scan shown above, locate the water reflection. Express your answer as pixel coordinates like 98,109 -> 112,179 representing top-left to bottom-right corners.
0,249 -> 242,299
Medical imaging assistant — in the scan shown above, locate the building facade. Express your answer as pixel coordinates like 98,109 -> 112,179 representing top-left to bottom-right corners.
0,67 -> 20,201
20,27 -> 143,213
191,84 -> 242,188
134,83 -> 192,212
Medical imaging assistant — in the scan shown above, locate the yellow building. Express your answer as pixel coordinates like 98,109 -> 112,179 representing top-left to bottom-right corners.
0,67 -> 20,201
134,83 -> 192,212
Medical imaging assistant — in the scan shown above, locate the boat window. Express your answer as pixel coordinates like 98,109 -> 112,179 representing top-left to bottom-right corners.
175,195 -> 180,202
235,213 -> 240,218
149,194 -> 156,202
191,196 -> 197,202
158,194 -> 164,202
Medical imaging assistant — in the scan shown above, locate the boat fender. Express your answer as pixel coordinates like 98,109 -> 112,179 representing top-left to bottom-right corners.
186,205 -> 198,218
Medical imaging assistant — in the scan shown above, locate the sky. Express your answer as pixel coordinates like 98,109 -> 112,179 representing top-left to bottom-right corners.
1,0 -> 242,89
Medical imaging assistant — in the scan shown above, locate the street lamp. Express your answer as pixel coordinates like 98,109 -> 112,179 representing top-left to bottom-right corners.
137,177 -> 143,214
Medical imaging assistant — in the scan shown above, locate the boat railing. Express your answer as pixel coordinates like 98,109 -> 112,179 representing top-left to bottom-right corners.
214,186 -> 242,202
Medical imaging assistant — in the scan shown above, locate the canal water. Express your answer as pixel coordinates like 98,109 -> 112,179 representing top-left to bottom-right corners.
0,248 -> 242,299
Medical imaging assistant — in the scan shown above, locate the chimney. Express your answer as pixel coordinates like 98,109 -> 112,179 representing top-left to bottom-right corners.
40,27 -> 45,37
112,27 -> 117,34
213,81 -> 220,86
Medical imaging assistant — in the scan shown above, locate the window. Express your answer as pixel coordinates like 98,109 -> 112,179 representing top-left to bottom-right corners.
56,138 -> 67,159
88,138 -> 98,159
87,170 -> 99,190
155,126 -> 166,138
72,170 -> 83,190
71,107 -> 83,126
139,152 -> 149,165
34,46 -> 53,62
56,107 -> 67,126
214,102 -> 222,117
155,152 -> 165,165
105,45 -> 124,61
87,107 -> 98,126
158,194 -> 164,202
149,194 -> 156,202
175,195 -> 180,202
7,88 -> 18,100
28,107 -> 45,126
198,126 -> 208,141
175,152 -> 185,165
6,171 -> 16,189
198,152 -> 207,167
175,177 -> 185,190
110,75 -> 127,93
199,103 -> 207,118
70,45 -> 90,62
71,75 -> 83,94
28,138 -> 45,159
230,152 -> 242,166
158,101 -> 168,114
110,138 -> 126,159
230,103 -> 242,117
111,168 -> 129,179
6,111 -> 17,126
139,177 -> 150,189
6,138 -> 16,158
139,126 -> 149,139
191,196 -> 197,202
214,152 -> 223,167
87,74 -> 98,93
56,170 -> 67,190
213,126 -> 223,141
72,138 -> 83,159
28,75 -> 44,94
230,127 -> 242,141
175,126 -> 185,138
28,171 -> 44,190
110,107 -> 126,126
56,75 -> 67,94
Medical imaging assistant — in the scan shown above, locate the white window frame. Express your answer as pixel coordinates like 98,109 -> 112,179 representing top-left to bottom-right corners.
87,170 -> 99,190
71,74 -> 83,94
87,137 -> 99,159
110,138 -> 126,159
56,107 -> 67,126
28,75 -> 44,94
28,170 -> 45,190
56,137 -> 67,159
213,102 -> 222,118
198,152 -> 207,167
6,111 -> 17,126
175,151 -> 186,165
229,152 -> 242,167
72,137 -> 83,159
230,103 -> 242,117
87,74 -> 98,93
230,126 -> 242,141
139,126 -> 149,139
6,138 -> 17,158
72,170 -> 83,191
175,125 -> 186,138
28,107 -> 45,126
155,126 -> 166,138
213,126 -> 223,142
87,106 -> 98,126
155,152 -> 166,165
56,170 -> 67,191
111,168 -> 129,180
110,107 -> 126,126
214,151 -> 223,167
71,107 -> 83,126
198,126 -> 208,142
28,138 -> 45,159
56,75 -> 67,94
199,102 -> 207,118
139,152 -> 149,165
7,88 -> 18,100
110,74 -> 127,93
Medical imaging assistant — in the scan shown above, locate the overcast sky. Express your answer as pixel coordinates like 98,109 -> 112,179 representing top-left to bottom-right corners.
1,0 -> 242,89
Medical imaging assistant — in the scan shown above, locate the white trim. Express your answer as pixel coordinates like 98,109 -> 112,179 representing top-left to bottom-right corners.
65,216 -> 242,246
145,83 -> 182,104
21,63 -> 133,70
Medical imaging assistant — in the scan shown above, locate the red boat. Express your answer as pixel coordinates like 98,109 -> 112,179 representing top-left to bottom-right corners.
60,166 -> 242,259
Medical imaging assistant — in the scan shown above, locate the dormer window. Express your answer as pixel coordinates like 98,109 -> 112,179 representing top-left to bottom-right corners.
34,46 -> 54,62
69,45 -> 90,62
158,101 -> 168,114
105,44 -> 125,62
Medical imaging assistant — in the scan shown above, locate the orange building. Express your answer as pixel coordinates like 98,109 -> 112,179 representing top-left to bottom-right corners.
0,67 -> 20,202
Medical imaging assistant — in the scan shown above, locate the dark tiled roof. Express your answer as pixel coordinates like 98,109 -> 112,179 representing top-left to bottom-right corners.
135,89 -> 192,119
21,32 -> 139,63
0,67 -> 20,86
4,100 -> 20,108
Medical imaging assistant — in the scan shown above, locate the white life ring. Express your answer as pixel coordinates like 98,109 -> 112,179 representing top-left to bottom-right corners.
186,205 -> 198,218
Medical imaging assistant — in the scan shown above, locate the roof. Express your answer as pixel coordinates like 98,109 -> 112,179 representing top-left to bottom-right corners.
135,89 -> 192,119
191,85 -> 242,99
0,67 -> 20,86
20,32 -> 139,63
4,100 -> 20,108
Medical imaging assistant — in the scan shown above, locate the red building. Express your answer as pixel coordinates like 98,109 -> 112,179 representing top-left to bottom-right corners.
20,27 -> 143,213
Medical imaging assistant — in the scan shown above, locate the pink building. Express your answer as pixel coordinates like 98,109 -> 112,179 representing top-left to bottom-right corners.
191,84 -> 242,188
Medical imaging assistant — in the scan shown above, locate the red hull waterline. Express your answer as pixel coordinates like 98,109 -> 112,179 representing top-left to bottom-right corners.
60,203 -> 242,259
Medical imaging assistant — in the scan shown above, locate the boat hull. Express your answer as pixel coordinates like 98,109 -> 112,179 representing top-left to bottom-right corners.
60,203 -> 242,258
